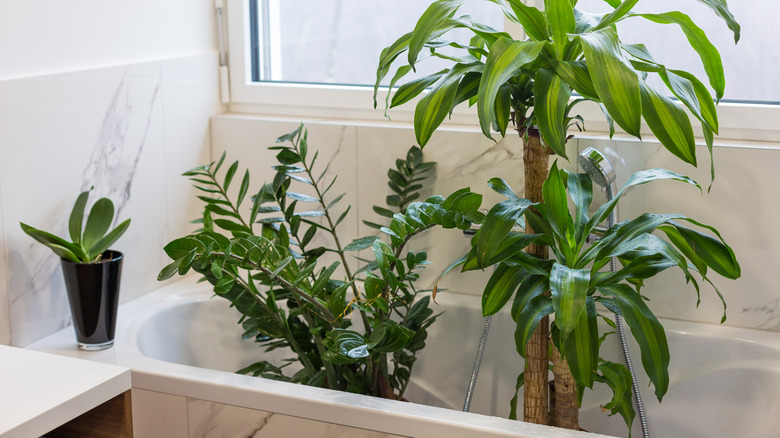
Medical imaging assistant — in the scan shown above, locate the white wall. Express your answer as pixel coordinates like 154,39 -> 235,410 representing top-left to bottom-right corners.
0,1 -> 224,346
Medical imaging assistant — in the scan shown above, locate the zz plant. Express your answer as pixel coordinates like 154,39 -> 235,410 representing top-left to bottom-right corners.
375,0 -> 741,430
159,125 -> 484,399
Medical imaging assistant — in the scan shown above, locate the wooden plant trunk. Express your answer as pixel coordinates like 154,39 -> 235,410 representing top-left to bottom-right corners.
519,130 -> 579,430
521,132 -> 551,426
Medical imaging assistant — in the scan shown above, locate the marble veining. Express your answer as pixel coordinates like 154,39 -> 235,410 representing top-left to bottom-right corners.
82,69 -> 160,218
740,299 -> 780,330
187,399 -> 407,438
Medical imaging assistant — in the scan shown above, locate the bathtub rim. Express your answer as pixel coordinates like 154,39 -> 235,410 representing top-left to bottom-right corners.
26,275 -> 616,438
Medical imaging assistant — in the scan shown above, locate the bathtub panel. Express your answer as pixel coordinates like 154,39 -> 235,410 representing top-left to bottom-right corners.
187,399 -> 408,438
131,389 -> 188,438
577,137 -> 780,332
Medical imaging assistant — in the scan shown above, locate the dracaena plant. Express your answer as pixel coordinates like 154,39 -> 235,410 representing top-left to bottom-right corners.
20,188 -> 131,263
158,124 -> 484,399
455,164 -> 740,431
375,0 -> 740,428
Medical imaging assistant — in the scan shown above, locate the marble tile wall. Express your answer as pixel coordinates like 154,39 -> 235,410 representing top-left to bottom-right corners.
0,54 -> 222,347
210,117 -> 780,334
578,137 -> 780,330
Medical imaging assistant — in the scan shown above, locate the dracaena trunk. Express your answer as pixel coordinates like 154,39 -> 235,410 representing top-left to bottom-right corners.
520,129 -> 579,430
520,131 -> 551,426
550,341 -> 579,430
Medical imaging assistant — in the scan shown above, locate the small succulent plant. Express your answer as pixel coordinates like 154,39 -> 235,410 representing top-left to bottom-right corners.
20,188 -> 131,263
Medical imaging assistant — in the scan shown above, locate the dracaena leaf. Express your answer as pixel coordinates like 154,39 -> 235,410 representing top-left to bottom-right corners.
477,37 -> 545,139
579,27 -> 642,137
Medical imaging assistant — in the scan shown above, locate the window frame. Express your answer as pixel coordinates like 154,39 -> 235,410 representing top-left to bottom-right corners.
225,0 -> 780,143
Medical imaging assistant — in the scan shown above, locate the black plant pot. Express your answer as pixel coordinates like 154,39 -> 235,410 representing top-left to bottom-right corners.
60,250 -> 123,351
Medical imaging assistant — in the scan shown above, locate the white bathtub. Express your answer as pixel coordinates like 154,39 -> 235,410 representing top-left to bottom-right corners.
28,277 -> 780,437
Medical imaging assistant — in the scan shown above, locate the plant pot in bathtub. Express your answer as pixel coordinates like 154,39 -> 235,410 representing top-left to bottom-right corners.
21,188 -> 131,351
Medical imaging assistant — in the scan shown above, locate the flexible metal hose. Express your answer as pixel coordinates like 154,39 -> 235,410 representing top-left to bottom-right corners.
611,249 -> 649,438
463,314 -> 492,412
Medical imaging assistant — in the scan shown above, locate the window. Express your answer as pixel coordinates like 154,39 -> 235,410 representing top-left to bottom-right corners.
577,0 -> 779,104
246,0 -> 503,86
225,0 -> 780,141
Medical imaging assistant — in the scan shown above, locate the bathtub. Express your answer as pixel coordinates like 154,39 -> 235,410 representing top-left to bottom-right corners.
27,277 -> 780,438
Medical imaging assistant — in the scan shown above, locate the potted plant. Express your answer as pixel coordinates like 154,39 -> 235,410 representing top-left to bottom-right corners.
375,0 -> 741,431
159,125 -> 483,399
20,188 -> 131,350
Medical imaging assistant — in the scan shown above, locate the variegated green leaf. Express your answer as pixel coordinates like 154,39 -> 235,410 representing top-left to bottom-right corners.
544,0 -> 575,57
514,295 -> 554,357
639,80 -> 696,166
599,284 -> 670,401
633,12 -> 725,100
550,263 -> 591,342
579,28 -> 642,137
563,297 -> 599,388
408,0 -> 465,68
477,37 -> 545,139
534,69 -> 572,158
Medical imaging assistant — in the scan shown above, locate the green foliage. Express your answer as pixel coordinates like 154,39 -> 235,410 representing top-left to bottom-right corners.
375,0 -> 740,164
159,124 -> 484,399
458,166 -> 740,430
20,188 -> 131,263
364,146 -> 435,230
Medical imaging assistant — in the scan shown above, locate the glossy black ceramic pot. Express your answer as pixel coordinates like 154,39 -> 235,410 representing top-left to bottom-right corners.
60,250 -> 123,350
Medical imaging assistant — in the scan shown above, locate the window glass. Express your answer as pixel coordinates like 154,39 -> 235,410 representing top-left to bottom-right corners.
250,0 -> 504,87
577,0 -> 777,103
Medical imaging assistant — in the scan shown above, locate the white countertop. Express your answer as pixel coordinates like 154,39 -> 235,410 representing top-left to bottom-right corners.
0,344 -> 131,438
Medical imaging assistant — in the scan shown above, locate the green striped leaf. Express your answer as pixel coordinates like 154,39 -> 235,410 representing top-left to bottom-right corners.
504,0 -> 549,41
695,0 -> 740,42
668,69 -> 719,133
544,0 -> 575,57
482,264 -> 528,316
473,197 -> 535,268
550,263 -> 591,342
408,0 -> 465,68
661,220 -> 740,280
583,169 -> 700,248
550,60 -> 599,100
391,69 -> 448,109
596,361 -> 636,430
593,0 -> 639,30
514,294 -> 554,357
599,284 -> 670,401
563,297 -> 599,388
639,80 -> 696,166
633,12 -> 725,100
477,37 -> 545,139
415,63 -> 482,146
534,69 -> 571,158
511,274 -> 548,321
566,171 -> 593,236
579,28 -> 642,137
